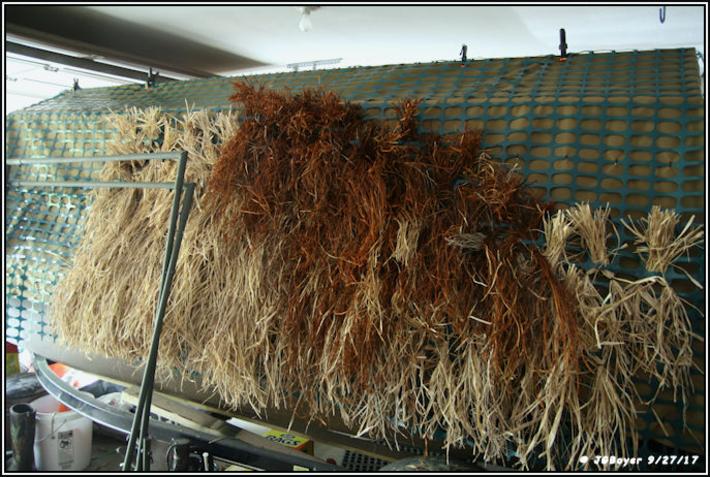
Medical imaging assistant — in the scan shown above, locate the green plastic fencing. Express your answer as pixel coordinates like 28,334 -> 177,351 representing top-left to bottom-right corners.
5,48 -> 704,458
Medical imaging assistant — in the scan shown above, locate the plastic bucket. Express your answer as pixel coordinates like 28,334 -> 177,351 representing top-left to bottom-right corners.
30,394 -> 93,471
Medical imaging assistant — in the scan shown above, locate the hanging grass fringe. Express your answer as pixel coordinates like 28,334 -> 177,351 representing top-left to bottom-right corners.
51,85 -> 702,470
543,203 -> 702,467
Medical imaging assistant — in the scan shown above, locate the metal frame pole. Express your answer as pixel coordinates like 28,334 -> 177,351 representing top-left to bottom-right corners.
9,181 -> 177,190
135,183 -> 194,471
6,152 -> 183,165
122,153 -> 189,471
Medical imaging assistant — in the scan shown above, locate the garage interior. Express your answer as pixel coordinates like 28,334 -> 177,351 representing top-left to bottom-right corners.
4,4 -> 707,473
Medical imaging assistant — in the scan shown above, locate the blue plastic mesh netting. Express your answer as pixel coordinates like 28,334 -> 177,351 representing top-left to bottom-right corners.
5,48 -> 704,454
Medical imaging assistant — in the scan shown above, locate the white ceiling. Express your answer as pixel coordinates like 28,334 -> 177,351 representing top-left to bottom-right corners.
5,55 -> 142,113
86,5 -> 705,75
5,5 -> 705,113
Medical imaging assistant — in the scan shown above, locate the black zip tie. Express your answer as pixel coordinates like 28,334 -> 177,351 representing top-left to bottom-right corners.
559,28 -> 568,60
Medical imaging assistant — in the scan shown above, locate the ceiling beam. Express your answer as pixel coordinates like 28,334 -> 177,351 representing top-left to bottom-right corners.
5,5 -> 266,77
6,42 -> 179,83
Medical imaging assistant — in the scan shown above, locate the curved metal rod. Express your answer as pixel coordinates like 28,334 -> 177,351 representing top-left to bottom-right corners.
31,353 -> 341,471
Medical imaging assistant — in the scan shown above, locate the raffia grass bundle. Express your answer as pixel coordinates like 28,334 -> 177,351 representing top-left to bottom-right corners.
622,205 -> 705,281
543,204 -> 702,466
51,106 -> 239,379
566,203 -> 613,265
205,85 -> 592,468
51,85 -> 702,470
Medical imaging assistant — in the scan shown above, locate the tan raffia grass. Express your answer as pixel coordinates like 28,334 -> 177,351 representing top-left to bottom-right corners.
622,205 -> 705,280
543,204 -> 700,466
566,202 -> 612,266
543,210 -> 575,268
51,106 -> 242,384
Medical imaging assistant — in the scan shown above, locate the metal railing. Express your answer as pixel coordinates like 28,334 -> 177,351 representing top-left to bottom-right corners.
7,151 -> 194,471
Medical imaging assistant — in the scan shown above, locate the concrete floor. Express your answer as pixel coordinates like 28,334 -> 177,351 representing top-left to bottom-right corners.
85,428 -> 125,471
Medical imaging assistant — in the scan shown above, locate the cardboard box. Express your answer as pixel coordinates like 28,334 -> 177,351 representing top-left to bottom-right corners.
262,430 -> 314,455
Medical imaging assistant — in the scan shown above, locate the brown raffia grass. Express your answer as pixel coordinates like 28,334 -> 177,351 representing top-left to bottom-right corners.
51,85 -> 701,470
